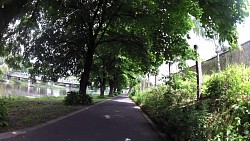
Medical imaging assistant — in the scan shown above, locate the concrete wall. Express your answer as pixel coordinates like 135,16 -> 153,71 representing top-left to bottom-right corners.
190,40 -> 250,75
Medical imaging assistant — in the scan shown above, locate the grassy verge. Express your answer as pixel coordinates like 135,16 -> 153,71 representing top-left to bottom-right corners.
0,94 -> 111,133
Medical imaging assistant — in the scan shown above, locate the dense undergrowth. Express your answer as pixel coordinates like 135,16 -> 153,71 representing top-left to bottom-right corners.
130,65 -> 250,141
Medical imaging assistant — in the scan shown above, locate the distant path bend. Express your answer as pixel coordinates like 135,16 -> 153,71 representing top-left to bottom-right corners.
2,94 -> 162,141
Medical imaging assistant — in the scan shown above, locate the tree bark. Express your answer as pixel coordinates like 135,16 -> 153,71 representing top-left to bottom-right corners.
79,42 -> 96,94
100,86 -> 105,97
168,62 -> 171,77
154,75 -> 157,86
194,45 -> 202,101
108,80 -> 114,97
100,79 -> 106,97
127,86 -> 133,94
216,51 -> 221,72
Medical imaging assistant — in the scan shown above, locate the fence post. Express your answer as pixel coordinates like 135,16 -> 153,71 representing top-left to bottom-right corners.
194,45 -> 202,101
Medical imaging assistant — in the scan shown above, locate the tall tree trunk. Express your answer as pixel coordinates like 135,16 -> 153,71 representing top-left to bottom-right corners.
99,70 -> 106,97
100,86 -> 105,97
216,51 -> 221,72
168,62 -> 171,77
79,41 -> 96,94
100,79 -> 106,97
154,75 -> 157,86
147,73 -> 150,88
109,80 -> 114,97
113,83 -> 118,94
128,85 -> 133,94
194,45 -> 202,103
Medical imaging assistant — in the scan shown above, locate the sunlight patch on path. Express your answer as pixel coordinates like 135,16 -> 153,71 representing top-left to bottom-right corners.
112,98 -> 134,104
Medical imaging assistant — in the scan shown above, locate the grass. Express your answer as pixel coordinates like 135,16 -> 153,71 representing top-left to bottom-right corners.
0,94 -> 111,133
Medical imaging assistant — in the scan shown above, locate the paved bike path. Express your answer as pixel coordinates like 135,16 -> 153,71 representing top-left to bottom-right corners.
1,94 -> 162,141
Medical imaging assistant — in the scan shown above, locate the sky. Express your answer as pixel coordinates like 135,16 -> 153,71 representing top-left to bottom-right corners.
155,15 -> 250,82
188,16 -> 250,61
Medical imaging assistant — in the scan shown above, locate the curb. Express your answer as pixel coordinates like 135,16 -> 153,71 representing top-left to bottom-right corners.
140,111 -> 167,141
129,98 -> 167,141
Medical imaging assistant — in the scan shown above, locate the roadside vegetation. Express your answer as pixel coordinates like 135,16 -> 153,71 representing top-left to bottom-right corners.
130,65 -> 250,141
0,1 -> 249,139
0,94 -> 110,133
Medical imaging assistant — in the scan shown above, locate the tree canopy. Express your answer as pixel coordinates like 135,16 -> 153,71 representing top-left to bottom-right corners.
0,0 -> 248,94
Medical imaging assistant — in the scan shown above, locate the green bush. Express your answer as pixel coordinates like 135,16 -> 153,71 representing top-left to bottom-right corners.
225,103 -> 250,140
203,65 -> 250,140
130,65 -> 250,140
0,98 -> 8,127
204,65 -> 250,112
167,71 -> 197,100
128,84 -> 140,97
142,86 -> 179,112
132,84 -> 207,140
205,65 -> 250,98
162,106 -> 208,141
206,101 -> 250,141
64,91 -> 93,105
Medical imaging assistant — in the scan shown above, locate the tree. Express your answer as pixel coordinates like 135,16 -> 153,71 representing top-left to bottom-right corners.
193,19 -> 231,72
5,0 -> 161,95
0,0 -> 28,56
91,47 -> 111,97
198,0 -> 248,48
91,39 -> 154,97
1,0 -> 249,95
0,0 -> 28,36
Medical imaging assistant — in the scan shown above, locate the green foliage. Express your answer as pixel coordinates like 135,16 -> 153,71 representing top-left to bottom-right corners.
205,65 -> 246,95
131,85 -> 207,140
131,65 -> 250,140
198,0 -> 248,48
2,0 -> 247,96
166,71 -> 197,100
128,83 -> 141,97
203,65 -> 250,140
0,98 -> 8,127
64,91 -> 93,106
204,65 -> 250,110
204,101 -> 250,141
162,106 -> 208,141
0,63 -> 9,79
130,71 -> 201,140
224,103 -> 250,140
142,86 -> 179,111
0,70 -> 3,78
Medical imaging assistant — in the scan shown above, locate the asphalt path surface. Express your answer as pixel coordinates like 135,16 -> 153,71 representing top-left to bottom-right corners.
1,94 -> 162,141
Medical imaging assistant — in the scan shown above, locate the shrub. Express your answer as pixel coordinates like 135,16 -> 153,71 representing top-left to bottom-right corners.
162,106 -> 208,141
132,85 -> 207,140
128,84 -> 140,97
0,98 -> 8,127
167,71 -> 197,100
204,65 -> 250,111
225,103 -> 250,140
203,65 -> 250,140
207,101 -> 250,141
142,85 -> 179,112
205,65 -> 250,98
64,91 -> 93,105
131,65 -> 250,140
